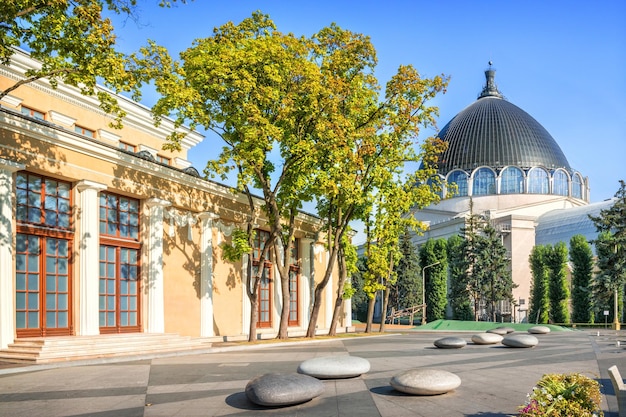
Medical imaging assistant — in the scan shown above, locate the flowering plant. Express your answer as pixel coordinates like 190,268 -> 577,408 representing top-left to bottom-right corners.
519,373 -> 603,416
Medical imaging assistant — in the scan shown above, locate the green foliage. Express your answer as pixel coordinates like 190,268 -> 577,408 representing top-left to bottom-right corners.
447,234 -> 473,320
348,257 -> 369,322
390,227 -> 421,311
570,234 -> 594,323
220,228 -> 253,262
590,180 -> 626,323
0,1 -> 183,127
519,373 -> 603,417
472,221 -> 515,321
529,245 -> 550,324
547,242 -> 570,324
419,238 -> 448,321
592,231 -> 623,322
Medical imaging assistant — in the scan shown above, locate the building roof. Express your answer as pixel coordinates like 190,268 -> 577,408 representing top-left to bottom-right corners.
436,66 -> 571,174
535,198 -> 616,252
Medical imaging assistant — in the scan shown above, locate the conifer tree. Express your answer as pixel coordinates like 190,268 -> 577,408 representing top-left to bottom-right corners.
547,242 -> 570,324
529,245 -> 550,324
570,234 -> 594,323
391,227 -> 422,315
419,238 -> 448,322
447,234 -> 473,320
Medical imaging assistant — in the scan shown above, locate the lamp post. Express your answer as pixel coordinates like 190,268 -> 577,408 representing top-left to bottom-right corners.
614,287 -> 621,331
422,261 -> 441,325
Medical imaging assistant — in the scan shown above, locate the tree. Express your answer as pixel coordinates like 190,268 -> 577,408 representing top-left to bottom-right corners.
590,180 -> 626,324
473,221 -> 515,322
529,245 -> 550,324
391,227 -> 422,316
345,257 -> 369,323
328,233 -> 358,336
592,231 -> 622,323
547,242 -> 570,324
419,238 -> 448,322
447,234 -> 473,320
570,234 -> 594,323
0,1 -> 185,127
139,12 -> 448,339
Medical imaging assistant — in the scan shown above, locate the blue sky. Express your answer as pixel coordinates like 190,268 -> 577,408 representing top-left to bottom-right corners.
110,1 -> 625,209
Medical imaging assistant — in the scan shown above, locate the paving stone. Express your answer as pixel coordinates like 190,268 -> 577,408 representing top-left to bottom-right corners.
528,325 -> 551,334
390,368 -> 461,395
433,337 -> 466,349
297,355 -> 370,379
471,333 -> 503,345
245,373 -> 324,406
502,334 -> 539,348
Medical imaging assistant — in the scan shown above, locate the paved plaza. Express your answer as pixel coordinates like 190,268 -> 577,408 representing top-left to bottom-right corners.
1,329 -> 625,416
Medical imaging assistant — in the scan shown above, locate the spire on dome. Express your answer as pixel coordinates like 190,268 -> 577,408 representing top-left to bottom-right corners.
478,61 -> 504,99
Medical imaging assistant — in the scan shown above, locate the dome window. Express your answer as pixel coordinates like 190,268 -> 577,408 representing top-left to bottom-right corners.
500,166 -> 524,194
472,167 -> 496,196
446,170 -> 468,197
528,168 -> 549,194
572,173 -> 583,199
553,169 -> 569,196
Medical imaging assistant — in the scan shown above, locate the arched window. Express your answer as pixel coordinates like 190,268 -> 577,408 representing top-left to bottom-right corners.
572,173 -> 583,199
553,169 -> 569,196
500,166 -> 524,194
472,167 -> 496,196
446,170 -> 468,197
528,168 -> 549,194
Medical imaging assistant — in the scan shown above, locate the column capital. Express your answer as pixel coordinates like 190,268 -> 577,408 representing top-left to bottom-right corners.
144,197 -> 171,209
0,158 -> 25,173
76,180 -> 107,193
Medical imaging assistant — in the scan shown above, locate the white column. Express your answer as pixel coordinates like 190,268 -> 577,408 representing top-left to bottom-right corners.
198,212 -> 219,337
300,238 -> 313,330
144,198 -> 171,333
241,254 -> 250,336
76,180 -> 107,336
0,159 -> 24,349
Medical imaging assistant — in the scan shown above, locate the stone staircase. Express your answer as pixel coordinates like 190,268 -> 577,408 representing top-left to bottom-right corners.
0,333 -> 214,364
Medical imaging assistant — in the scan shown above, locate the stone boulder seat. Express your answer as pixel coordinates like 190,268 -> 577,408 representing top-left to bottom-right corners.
486,327 -> 509,335
471,333 -> 503,345
433,337 -> 466,349
528,325 -> 551,334
297,355 -> 370,379
502,334 -> 539,348
245,373 -> 324,407
390,368 -> 461,395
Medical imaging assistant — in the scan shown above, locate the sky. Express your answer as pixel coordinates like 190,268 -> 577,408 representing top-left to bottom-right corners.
109,0 -> 625,242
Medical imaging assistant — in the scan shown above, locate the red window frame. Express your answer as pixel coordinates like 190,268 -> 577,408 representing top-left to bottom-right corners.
119,141 -> 137,152
74,125 -> 95,138
15,172 -> 73,337
288,239 -> 300,326
253,230 -> 272,328
99,192 -> 142,333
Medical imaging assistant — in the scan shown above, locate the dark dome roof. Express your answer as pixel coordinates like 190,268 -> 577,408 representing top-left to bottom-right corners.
436,68 -> 571,174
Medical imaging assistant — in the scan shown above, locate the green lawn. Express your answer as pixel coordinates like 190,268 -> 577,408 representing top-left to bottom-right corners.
417,319 -> 570,332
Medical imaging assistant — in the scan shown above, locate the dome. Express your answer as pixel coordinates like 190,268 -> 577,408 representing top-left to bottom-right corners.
436,67 -> 571,174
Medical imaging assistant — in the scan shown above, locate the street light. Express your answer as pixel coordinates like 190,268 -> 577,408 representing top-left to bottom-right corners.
422,261 -> 441,325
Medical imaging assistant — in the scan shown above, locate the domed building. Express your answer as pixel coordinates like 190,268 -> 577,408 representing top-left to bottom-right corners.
411,64 -> 590,322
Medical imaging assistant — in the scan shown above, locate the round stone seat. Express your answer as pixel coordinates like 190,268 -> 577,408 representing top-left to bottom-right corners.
495,326 -> 515,334
502,334 -> 539,348
486,327 -> 508,335
433,337 -> 466,349
390,368 -> 461,395
528,325 -> 551,334
297,355 -> 370,379
245,373 -> 324,406
471,333 -> 503,345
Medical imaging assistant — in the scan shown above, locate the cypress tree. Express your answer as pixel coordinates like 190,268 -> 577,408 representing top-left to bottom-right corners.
570,234 -> 594,323
547,242 -> 570,324
529,245 -> 550,323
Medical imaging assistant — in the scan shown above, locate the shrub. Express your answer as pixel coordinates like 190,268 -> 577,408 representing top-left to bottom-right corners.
519,373 -> 603,417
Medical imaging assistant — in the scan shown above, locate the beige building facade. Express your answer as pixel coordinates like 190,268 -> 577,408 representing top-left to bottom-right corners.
0,50 -> 347,350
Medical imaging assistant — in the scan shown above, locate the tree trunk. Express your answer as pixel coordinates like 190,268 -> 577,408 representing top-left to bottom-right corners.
306,238 -> 340,338
277,265 -> 290,339
329,249 -> 348,336
365,296 -> 376,333
379,286 -> 391,332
